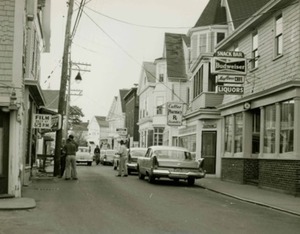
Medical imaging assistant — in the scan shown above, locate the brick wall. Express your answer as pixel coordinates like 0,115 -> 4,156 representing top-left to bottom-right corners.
221,158 -> 244,183
222,158 -> 300,195
259,160 -> 300,195
244,159 -> 259,182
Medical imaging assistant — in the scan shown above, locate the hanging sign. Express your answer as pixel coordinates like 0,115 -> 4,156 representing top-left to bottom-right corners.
167,102 -> 183,126
211,51 -> 246,75
32,114 -> 62,130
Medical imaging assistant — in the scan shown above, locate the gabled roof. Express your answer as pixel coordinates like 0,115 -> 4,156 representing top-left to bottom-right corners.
194,0 -> 227,27
42,89 -> 59,110
165,33 -> 188,80
227,0 -> 271,29
95,116 -> 109,128
119,89 -> 130,112
143,62 -> 156,83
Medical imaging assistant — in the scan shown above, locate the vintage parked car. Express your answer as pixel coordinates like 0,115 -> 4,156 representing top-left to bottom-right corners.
137,146 -> 206,185
127,147 -> 147,175
100,150 -> 117,165
76,146 -> 93,166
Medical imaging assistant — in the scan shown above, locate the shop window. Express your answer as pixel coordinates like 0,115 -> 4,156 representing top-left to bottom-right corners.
252,109 -> 260,154
234,113 -> 243,153
280,100 -> 294,153
264,104 -> 276,153
224,115 -> 233,153
153,128 -> 164,145
178,134 -> 196,153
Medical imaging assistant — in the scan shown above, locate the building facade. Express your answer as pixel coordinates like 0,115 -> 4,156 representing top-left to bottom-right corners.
0,0 -> 51,197
124,87 -> 140,147
213,0 -> 300,195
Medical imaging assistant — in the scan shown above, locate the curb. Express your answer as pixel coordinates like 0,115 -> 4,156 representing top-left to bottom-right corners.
199,185 -> 300,217
0,197 -> 36,211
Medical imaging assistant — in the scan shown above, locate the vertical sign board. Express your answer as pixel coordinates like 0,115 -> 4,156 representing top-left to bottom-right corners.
211,51 -> 246,95
167,102 -> 183,126
116,128 -> 127,141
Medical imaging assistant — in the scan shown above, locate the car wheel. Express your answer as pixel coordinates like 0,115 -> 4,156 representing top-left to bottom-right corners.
173,178 -> 179,183
187,178 -> 195,186
138,170 -> 145,180
88,162 -> 92,166
148,174 -> 155,183
128,170 -> 131,175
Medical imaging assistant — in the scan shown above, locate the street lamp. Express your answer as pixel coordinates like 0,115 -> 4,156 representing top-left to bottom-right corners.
75,72 -> 82,83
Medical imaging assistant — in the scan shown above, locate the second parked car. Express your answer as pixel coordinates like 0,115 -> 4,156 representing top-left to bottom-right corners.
127,147 -> 147,175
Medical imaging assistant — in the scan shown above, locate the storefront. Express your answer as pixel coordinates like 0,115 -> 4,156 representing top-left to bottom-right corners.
219,85 -> 300,195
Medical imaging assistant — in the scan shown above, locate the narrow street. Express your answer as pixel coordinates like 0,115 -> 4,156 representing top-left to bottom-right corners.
1,164 -> 300,234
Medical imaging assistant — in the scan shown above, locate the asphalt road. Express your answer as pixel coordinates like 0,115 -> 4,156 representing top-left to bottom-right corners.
1,163 -> 300,234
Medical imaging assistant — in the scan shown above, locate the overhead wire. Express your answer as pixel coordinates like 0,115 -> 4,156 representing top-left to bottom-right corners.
70,0 -> 300,118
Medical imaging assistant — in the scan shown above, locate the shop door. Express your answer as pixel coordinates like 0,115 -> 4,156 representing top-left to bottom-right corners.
0,111 -> 9,194
201,131 -> 216,174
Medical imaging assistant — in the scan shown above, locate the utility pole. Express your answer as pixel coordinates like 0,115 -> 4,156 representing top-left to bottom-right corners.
54,0 -> 75,176
64,61 -> 91,139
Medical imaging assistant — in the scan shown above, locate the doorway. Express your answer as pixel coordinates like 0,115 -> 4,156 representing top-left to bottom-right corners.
201,131 -> 217,174
0,111 -> 9,194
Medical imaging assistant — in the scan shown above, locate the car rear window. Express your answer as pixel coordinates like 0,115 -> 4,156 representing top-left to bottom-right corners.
131,150 -> 146,157
155,150 -> 192,160
79,148 -> 89,153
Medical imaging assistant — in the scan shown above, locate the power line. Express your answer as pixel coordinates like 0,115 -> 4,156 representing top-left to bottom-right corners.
84,5 -> 191,29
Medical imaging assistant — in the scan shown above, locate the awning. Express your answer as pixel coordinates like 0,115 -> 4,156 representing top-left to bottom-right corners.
25,79 -> 45,107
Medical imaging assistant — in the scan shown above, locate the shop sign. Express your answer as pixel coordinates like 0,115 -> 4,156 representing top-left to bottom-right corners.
216,75 -> 244,84
203,121 -> 217,129
167,102 -> 183,126
217,85 -> 244,95
32,114 -> 62,130
116,128 -> 127,136
211,50 -> 246,75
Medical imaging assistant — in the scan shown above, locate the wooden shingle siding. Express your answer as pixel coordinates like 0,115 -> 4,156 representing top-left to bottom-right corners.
0,0 -> 15,81
222,2 -> 300,105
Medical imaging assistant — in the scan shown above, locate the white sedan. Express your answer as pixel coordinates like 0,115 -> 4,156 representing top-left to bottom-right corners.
76,146 -> 93,166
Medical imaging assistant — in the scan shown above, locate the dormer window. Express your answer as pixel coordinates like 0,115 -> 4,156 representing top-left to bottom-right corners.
159,74 -> 164,82
217,32 -> 225,44
158,64 -> 165,83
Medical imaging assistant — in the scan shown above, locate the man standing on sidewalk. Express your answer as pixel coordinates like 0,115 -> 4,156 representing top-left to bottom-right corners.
116,140 -> 128,177
63,135 -> 79,180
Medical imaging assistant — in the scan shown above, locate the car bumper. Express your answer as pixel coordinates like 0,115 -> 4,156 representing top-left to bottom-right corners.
76,159 -> 93,162
152,169 -> 206,179
127,162 -> 138,171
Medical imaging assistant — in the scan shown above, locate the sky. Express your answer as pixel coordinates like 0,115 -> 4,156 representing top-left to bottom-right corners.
40,0 -> 209,121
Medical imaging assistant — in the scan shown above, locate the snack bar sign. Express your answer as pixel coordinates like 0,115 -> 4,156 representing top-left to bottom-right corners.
32,114 -> 62,130
211,51 -> 246,75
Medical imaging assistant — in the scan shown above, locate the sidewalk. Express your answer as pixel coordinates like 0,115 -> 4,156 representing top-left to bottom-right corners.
1,177 -> 300,216
196,178 -> 300,216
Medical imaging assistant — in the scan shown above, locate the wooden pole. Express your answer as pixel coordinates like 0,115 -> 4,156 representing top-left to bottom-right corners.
54,0 -> 75,176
